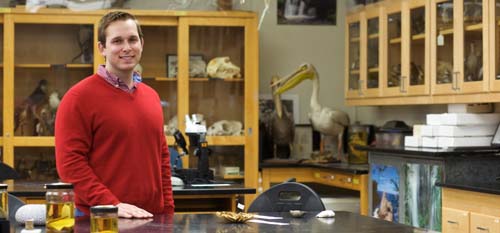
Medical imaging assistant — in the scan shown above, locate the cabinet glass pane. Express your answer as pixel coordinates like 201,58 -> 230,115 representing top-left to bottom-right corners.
189,26 -> 244,131
188,146 -> 244,184
0,24 -> 3,135
436,1 -> 454,85
14,24 -> 94,136
387,12 -> 401,88
367,18 -> 379,89
141,26 -> 178,135
463,0 -> 483,82
14,147 -> 57,181
497,0 -> 500,80
410,7 -> 425,86
348,22 -> 360,90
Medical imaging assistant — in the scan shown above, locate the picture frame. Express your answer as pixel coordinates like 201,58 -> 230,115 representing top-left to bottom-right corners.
258,93 -> 299,125
277,0 -> 337,25
166,54 -> 205,78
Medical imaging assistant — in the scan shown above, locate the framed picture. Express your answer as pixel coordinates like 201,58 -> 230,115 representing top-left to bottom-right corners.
259,94 -> 299,125
277,0 -> 337,25
166,54 -> 205,78
291,124 -> 314,160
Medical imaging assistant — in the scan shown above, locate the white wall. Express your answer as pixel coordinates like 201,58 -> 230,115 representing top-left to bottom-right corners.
246,0 -> 448,127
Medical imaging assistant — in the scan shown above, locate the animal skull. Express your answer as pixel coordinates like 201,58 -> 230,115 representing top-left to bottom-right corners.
206,57 -> 241,79
207,120 -> 243,136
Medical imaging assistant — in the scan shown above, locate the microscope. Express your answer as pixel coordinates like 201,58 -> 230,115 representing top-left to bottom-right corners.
172,115 -> 214,185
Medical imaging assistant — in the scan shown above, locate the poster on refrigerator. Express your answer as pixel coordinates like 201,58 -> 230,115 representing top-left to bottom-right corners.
371,164 -> 400,222
403,163 -> 442,232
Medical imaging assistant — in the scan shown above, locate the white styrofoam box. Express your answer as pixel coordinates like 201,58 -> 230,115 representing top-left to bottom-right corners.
426,114 -> 441,125
438,136 -> 492,148
439,113 -> 500,126
437,125 -> 497,137
321,197 -> 360,214
405,136 -> 422,147
412,125 -> 425,137
421,125 -> 438,136
422,137 -> 439,148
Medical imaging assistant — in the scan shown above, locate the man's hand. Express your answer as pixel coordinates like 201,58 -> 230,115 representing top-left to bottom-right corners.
116,203 -> 153,218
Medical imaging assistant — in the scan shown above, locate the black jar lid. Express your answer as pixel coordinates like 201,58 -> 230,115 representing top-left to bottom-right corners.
44,182 -> 73,189
0,184 -> 7,189
91,205 -> 118,213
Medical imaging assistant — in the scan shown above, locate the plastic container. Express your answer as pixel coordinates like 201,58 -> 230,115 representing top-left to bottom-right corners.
45,183 -> 74,233
90,205 -> 118,233
0,184 -> 7,219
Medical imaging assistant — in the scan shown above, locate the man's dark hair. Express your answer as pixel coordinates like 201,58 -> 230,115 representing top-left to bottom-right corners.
98,11 -> 143,47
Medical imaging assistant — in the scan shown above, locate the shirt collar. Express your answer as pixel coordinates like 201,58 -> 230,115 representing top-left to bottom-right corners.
97,65 -> 142,92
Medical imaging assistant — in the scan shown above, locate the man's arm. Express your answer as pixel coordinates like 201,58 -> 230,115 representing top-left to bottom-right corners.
160,134 -> 174,213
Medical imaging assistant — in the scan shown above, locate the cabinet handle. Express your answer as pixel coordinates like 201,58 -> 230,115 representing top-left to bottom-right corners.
323,175 -> 335,180
452,71 -> 461,91
358,80 -> 364,96
400,76 -> 407,93
447,220 -> 458,224
476,226 -> 489,231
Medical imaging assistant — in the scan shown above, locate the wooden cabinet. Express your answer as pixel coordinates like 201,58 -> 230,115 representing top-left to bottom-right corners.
442,188 -> 500,233
1,8 -> 259,205
345,0 -> 499,106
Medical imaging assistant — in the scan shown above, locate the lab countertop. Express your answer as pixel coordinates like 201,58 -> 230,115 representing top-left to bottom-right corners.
10,211 -> 423,233
8,181 -> 255,197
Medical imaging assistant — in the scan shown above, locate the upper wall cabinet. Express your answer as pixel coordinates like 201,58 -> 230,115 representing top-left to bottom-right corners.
489,0 -> 500,92
431,0 -> 488,95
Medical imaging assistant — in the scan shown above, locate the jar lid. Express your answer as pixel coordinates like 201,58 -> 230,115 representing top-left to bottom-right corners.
44,182 -> 73,189
0,183 -> 7,189
90,205 -> 118,213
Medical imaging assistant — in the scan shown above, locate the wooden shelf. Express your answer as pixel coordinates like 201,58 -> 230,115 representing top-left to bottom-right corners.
368,67 -> 379,73
13,137 -> 54,146
15,64 -> 93,68
368,34 -> 379,39
389,37 -> 401,44
350,37 -> 360,42
189,78 -> 244,82
223,174 -> 244,179
350,70 -> 360,75
412,34 -> 425,40
465,23 -> 482,32
143,77 -> 178,81
438,28 -> 454,36
207,136 -> 245,145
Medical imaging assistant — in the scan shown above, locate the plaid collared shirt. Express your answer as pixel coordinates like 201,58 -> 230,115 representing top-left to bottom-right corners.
97,65 -> 142,93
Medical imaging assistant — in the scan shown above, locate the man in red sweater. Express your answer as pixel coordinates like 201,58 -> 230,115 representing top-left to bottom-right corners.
55,11 -> 174,218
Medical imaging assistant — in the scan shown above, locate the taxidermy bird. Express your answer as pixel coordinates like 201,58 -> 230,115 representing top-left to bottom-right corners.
269,75 -> 295,159
272,63 -> 350,160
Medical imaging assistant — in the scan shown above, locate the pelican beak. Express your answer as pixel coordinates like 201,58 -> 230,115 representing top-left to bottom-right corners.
272,64 -> 316,95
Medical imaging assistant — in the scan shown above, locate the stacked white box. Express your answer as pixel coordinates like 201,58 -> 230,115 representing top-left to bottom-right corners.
436,125 -> 496,137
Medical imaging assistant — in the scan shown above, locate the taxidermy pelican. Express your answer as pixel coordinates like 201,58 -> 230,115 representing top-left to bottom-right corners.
272,63 -> 350,160
269,75 -> 295,159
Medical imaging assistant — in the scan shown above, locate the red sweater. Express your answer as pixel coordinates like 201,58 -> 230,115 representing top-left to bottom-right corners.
55,74 -> 174,215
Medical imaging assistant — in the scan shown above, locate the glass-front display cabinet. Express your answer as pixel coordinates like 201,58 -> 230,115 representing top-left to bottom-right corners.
382,0 -> 404,96
345,12 -> 363,98
431,0 -> 488,95
490,0 -> 500,91
182,17 -> 253,184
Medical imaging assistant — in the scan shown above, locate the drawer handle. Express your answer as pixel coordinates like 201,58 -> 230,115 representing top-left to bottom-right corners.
322,175 -> 335,180
447,220 -> 458,224
476,226 -> 489,231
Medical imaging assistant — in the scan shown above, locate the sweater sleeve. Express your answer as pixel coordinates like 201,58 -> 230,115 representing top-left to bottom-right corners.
160,134 -> 175,212
55,89 -> 120,207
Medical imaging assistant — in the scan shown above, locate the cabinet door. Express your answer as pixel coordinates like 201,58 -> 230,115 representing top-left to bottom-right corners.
406,0 -> 431,96
470,212 -> 500,233
345,13 -> 363,98
432,0 -> 488,95
136,17 -> 178,140
364,4 -> 383,98
382,0 -> 404,96
489,0 -> 500,91
443,207 -> 470,233
180,17 -> 257,185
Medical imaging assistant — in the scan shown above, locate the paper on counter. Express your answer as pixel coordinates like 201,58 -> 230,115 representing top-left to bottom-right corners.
253,215 -> 284,220
248,219 -> 289,225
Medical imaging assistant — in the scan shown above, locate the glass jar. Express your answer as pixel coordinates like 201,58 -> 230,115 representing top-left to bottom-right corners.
90,205 -> 118,233
0,184 -> 7,219
45,182 -> 74,233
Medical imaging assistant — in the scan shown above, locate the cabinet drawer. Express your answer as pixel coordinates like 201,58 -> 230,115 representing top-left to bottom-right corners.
313,171 -> 354,189
443,207 -> 470,233
470,212 -> 500,233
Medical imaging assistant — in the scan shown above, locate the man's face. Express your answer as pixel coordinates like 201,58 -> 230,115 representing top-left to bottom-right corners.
98,19 -> 143,75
